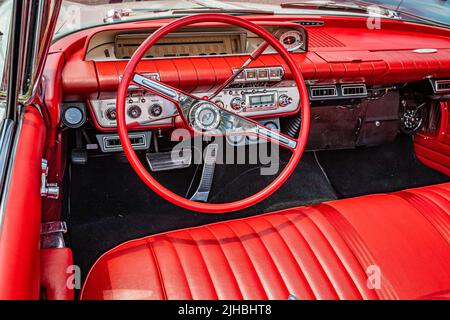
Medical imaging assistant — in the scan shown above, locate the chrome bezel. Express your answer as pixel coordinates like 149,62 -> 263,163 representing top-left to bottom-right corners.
279,30 -> 304,52
191,102 -> 221,131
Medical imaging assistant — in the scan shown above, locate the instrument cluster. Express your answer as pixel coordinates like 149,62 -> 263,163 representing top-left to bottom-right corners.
90,94 -> 178,128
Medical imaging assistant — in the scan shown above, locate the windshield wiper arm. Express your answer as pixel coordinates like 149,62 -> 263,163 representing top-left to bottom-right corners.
280,1 -> 396,17
172,8 -> 274,15
104,7 -> 273,23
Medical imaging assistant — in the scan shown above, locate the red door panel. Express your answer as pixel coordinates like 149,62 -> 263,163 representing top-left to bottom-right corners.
0,106 -> 47,299
414,102 -> 450,176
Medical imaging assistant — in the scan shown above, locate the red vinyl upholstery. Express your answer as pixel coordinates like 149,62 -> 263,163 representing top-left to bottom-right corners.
81,183 -> 450,300
40,248 -> 74,300
414,102 -> 450,176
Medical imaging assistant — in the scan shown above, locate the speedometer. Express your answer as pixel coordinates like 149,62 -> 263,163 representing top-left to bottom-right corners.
279,30 -> 304,52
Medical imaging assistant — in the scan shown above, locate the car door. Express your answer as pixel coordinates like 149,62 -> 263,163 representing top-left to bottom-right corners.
0,0 -> 61,299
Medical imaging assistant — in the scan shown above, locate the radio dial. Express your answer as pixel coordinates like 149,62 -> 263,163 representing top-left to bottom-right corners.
230,97 -> 243,111
278,94 -> 293,107
128,105 -> 142,119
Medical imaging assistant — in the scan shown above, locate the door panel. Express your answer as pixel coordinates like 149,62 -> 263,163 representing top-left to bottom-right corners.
414,102 -> 450,176
0,106 -> 46,299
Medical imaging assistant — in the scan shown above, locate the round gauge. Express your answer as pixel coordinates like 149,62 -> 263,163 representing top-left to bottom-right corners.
191,103 -> 221,131
149,103 -> 163,117
127,105 -> 142,119
264,121 -> 279,131
63,106 -> 84,128
279,30 -> 304,52
226,135 -> 245,146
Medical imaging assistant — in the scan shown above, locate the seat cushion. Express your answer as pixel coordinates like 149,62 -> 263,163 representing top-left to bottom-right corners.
80,183 -> 450,300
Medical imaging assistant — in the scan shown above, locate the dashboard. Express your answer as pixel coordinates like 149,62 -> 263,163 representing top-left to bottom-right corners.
69,23 -> 310,132
46,15 -> 450,153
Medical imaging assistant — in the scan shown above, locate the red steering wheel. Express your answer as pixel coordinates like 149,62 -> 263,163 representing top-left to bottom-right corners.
117,14 -> 310,213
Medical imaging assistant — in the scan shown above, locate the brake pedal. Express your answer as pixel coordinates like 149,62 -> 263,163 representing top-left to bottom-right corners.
146,148 -> 192,172
190,144 -> 219,202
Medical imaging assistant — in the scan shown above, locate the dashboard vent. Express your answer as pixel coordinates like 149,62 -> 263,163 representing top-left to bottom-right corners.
296,20 -> 324,27
435,80 -> 450,93
342,84 -> 367,97
308,29 -> 345,48
310,86 -> 338,98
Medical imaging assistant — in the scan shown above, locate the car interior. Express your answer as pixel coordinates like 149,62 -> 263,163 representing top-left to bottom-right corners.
0,0 -> 449,300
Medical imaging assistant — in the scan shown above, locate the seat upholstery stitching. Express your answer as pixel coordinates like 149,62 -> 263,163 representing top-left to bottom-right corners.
221,223 -> 269,299
184,230 -> 219,299
308,205 -> 376,298
432,186 -> 450,205
300,208 -> 365,300
240,220 -> 290,299
203,225 -> 244,300
316,204 -> 399,300
166,237 -> 194,299
146,239 -> 168,300
261,216 -> 317,299
394,191 -> 450,243
282,211 -> 340,299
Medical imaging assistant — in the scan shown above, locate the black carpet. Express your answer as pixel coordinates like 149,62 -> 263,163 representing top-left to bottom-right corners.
67,151 -> 337,279
316,135 -> 449,198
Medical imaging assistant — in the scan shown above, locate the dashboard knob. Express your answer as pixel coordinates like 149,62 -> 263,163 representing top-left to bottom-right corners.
149,103 -> 163,117
278,94 -> 292,107
230,97 -> 243,111
128,105 -> 142,119
105,107 -> 117,121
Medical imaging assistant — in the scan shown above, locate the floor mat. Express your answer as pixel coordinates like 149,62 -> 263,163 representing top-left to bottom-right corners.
68,151 -> 337,279
316,135 -> 449,198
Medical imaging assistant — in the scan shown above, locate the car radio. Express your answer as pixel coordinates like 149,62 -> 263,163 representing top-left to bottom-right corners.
199,80 -> 299,117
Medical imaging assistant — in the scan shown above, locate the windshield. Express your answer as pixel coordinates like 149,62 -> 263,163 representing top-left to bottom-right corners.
55,0 -> 450,39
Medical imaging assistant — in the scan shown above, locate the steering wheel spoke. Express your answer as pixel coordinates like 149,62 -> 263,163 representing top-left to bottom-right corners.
194,104 -> 297,150
133,72 -> 199,109
254,122 -> 298,150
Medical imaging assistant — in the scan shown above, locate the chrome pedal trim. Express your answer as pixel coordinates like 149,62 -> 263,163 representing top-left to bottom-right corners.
190,144 -> 219,203
146,149 -> 192,172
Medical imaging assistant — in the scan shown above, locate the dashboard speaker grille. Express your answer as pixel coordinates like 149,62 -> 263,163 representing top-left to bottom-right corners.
308,29 -> 346,48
